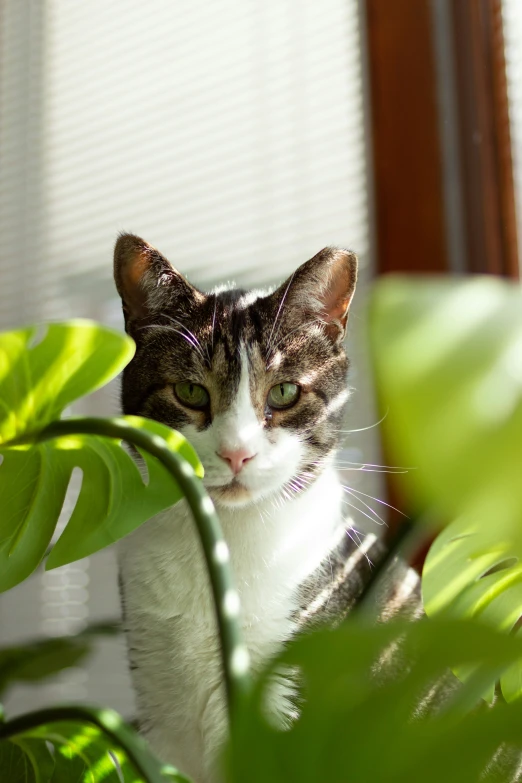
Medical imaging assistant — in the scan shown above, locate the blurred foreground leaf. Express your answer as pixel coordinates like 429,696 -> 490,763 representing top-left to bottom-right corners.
370,276 -> 522,535
226,619 -> 522,783
370,277 -> 522,699
0,321 -> 203,592
0,621 -> 120,699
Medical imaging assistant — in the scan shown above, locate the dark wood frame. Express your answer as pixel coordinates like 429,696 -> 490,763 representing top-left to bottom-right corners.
452,0 -> 519,277
364,0 -> 519,279
364,0 -> 449,275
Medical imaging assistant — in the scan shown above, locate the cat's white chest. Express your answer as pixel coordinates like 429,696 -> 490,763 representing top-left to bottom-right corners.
118,467 -> 344,782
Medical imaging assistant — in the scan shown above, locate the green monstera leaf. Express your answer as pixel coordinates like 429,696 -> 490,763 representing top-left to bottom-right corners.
0,707 -> 191,783
0,320 -> 133,442
0,321 -> 203,592
370,276 -> 522,534
370,276 -> 522,701
423,517 -> 522,702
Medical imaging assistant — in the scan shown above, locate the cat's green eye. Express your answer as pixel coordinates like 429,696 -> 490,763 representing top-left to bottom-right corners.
174,382 -> 210,409
267,382 -> 300,410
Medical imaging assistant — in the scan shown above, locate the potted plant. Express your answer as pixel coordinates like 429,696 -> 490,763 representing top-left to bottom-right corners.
1,273 -> 522,782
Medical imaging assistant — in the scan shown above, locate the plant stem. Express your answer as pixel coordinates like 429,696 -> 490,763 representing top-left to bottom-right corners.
0,704 -> 191,782
29,417 -> 251,718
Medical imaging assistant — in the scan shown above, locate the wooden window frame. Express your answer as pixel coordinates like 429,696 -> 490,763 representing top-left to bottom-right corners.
362,0 -> 519,555
364,0 -> 519,279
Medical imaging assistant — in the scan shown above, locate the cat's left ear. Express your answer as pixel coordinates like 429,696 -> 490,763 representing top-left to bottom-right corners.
278,247 -> 358,342
113,233 -> 205,335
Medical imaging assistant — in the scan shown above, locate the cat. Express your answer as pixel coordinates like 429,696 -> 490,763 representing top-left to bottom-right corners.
113,233 -> 418,782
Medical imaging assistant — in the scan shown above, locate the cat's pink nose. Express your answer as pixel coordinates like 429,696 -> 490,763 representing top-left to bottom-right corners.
217,447 -> 256,475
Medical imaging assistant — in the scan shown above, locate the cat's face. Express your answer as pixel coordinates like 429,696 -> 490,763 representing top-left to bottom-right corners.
114,235 -> 357,508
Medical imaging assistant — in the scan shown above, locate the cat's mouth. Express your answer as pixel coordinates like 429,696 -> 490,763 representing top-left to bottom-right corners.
208,477 -> 254,505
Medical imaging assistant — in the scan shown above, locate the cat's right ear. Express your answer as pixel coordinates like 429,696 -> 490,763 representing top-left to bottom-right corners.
113,233 -> 204,333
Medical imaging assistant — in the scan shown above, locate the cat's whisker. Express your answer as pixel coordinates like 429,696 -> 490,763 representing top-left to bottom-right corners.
266,272 -> 296,357
158,312 -> 202,346
343,486 -> 409,519
288,470 -> 318,495
335,459 -> 411,470
341,497 -> 386,527
284,486 -> 295,502
335,464 -> 410,475
271,488 -> 288,511
281,465 -> 321,500
347,526 -> 367,553
332,409 -> 389,435
149,324 -> 205,361
345,526 -> 374,567
211,297 -> 218,354
257,507 -> 268,529
138,323 -> 205,359
342,487 -> 386,526
349,526 -> 365,545
157,312 -> 208,364
291,472 -> 313,490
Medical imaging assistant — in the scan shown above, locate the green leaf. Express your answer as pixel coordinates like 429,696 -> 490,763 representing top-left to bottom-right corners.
0,622 -> 119,699
370,277 -> 522,699
0,321 -> 203,590
45,416 -> 203,570
0,446 -> 71,590
1,706 -> 193,783
0,639 -> 89,701
226,619 -> 522,783
0,417 -> 202,589
0,321 -> 134,445
423,518 -> 522,701
13,739 -> 55,782
0,740 -> 38,783
30,722 -> 122,783
370,276 -> 522,536
0,738 -> 55,783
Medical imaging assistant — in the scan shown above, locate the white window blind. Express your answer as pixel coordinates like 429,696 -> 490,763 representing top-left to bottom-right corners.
0,0 -> 380,718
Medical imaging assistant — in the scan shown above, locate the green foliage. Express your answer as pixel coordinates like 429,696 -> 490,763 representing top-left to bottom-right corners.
0,707 -> 191,783
2,275 -> 522,783
0,739 -> 52,783
0,321 -> 134,443
0,622 -> 119,700
227,619 -> 522,783
0,623 -> 194,782
370,276 -> 522,532
0,318 -> 247,782
0,321 -> 203,591
370,276 -> 522,701
423,519 -> 522,702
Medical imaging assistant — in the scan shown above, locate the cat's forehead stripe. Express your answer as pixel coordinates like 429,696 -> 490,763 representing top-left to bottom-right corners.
236,287 -> 274,310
